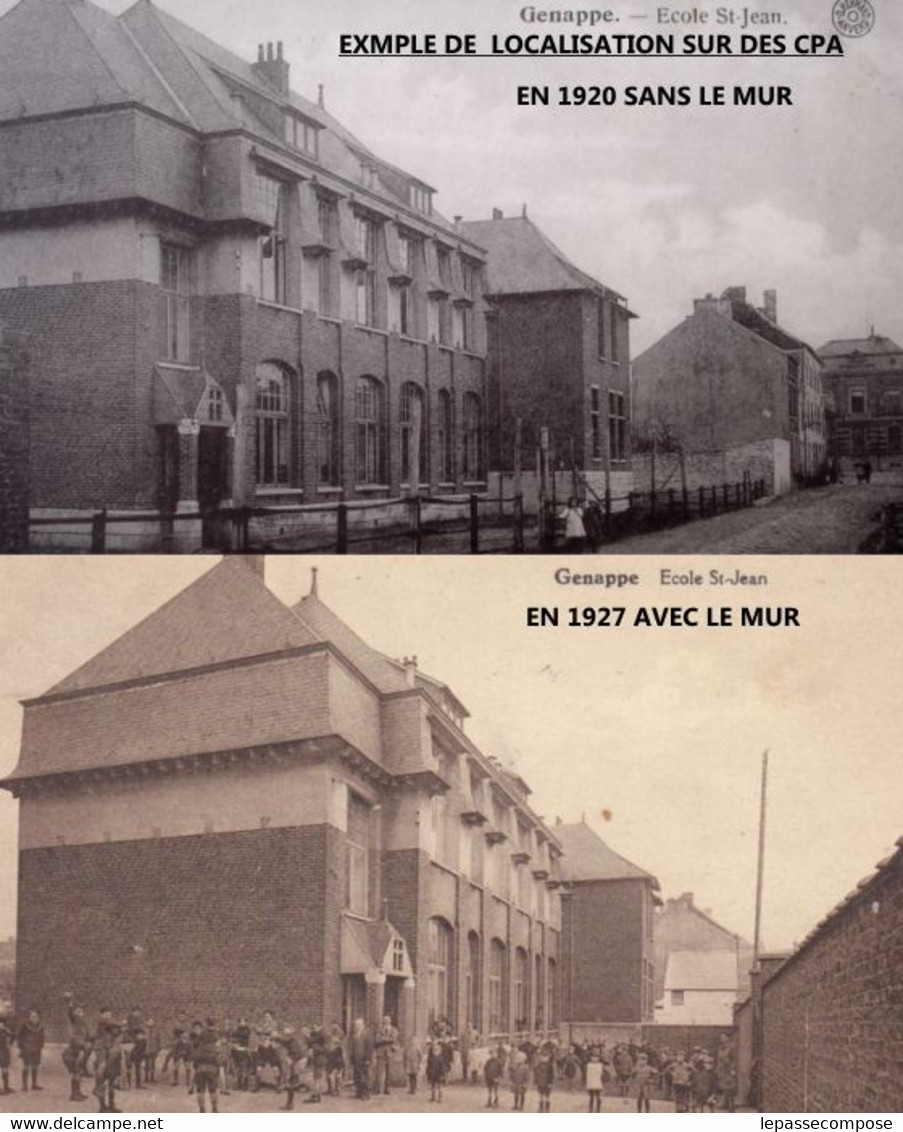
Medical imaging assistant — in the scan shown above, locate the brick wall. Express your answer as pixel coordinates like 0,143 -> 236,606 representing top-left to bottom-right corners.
761,850 -> 903,1112
0,322 -> 29,549
16,826 -> 337,1039
561,879 -> 648,1023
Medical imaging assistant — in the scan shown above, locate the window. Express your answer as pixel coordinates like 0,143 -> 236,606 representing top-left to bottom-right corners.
885,390 -> 901,415
354,217 -> 377,327
256,173 -> 288,305
360,163 -> 378,190
670,989 -> 685,1006
160,243 -> 190,362
465,932 -> 481,1031
316,372 -> 339,486
437,389 -> 454,482
355,376 -> 385,485
346,791 -> 370,916
437,248 -> 452,290
514,948 -> 529,1033
284,114 -> 318,157
409,183 -> 432,215
317,199 -> 337,317
255,363 -> 291,487
427,918 -> 453,1026
534,954 -> 544,1029
597,298 -> 608,358
317,256 -> 333,318
318,197 -> 336,246
547,958 -> 557,1027
590,386 -> 601,459
392,938 -> 405,973
851,425 -> 867,456
888,425 -> 902,455
461,259 -> 476,299
208,386 -> 223,422
609,390 -> 627,462
400,382 -> 427,486
609,304 -> 620,362
430,793 -> 454,866
489,939 -> 507,1034
462,393 -> 483,480
850,388 -> 867,415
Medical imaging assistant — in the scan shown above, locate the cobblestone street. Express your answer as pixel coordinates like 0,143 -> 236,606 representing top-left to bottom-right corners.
596,483 -> 902,555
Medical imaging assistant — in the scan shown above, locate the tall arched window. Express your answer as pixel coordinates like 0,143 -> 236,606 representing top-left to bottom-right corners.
427,917 -> 454,1026
465,931 -> 481,1032
400,382 -> 427,486
437,389 -> 454,483
255,362 -> 292,486
462,392 -> 483,481
316,371 -> 339,486
534,953 -> 544,1029
514,947 -> 529,1033
489,938 -> 507,1035
355,376 -> 385,485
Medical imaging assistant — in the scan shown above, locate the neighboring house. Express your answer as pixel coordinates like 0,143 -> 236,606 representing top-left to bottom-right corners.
1,558 -> 565,1040
459,212 -> 637,509
817,332 -> 903,475
653,891 -> 753,1008
0,0 -> 489,549
656,949 -> 742,1025
632,287 -> 827,496
555,819 -> 660,1024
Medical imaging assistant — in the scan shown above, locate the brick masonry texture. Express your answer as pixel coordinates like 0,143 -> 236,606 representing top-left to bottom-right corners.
761,854 -> 903,1112
561,879 -> 649,1023
0,322 -> 29,549
16,825 -> 340,1039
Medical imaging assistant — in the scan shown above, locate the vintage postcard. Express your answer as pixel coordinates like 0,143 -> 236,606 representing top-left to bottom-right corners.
0,553 -> 899,1114
0,0 -> 900,553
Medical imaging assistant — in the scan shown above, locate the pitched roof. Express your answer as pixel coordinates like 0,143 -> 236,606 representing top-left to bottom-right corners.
45,558 -> 318,697
459,216 -> 630,306
0,0 -> 190,122
817,335 -> 903,358
556,820 -> 656,884
665,950 -> 740,992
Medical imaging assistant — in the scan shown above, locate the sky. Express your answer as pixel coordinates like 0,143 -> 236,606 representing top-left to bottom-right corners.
0,554 -> 900,958
1,0 -> 901,353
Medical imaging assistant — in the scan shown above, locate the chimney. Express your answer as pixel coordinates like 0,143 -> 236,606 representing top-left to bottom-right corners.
252,40 -> 290,95
492,208 -> 503,220
403,656 -> 418,687
694,293 -> 719,316
762,289 -> 777,324
721,286 -> 747,305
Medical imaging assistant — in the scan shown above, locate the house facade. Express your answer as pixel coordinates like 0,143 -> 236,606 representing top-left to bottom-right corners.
459,213 -> 636,510
653,891 -> 753,1014
817,333 -> 903,475
555,820 -> 659,1026
2,558 -> 564,1041
632,287 -> 827,495
0,0 -> 489,549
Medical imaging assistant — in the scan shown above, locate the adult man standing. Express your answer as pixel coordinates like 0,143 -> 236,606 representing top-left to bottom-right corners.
373,1014 -> 398,1096
350,1018 -> 373,1101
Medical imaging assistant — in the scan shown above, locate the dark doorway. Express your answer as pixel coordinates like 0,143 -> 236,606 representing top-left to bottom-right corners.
198,426 -> 229,548
156,426 -> 180,516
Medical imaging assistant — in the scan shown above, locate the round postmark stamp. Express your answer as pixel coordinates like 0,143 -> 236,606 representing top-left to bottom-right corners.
832,0 -> 875,37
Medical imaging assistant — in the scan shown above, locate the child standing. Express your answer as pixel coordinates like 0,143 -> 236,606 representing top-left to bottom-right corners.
585,1047 -> 604,1113
403,1034 -> 422,1095
0,1012 -> 13,1095
425,1040 -> 445,1103
483,1046 -> 503,1108
533,1046 -> 555,1113
632,1051 -> 657,1113
16,1010 -> 44,1093
509,1049 -> 529,1111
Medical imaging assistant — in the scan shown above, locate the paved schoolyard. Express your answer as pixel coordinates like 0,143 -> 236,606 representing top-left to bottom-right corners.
0,1059 -> 676,1114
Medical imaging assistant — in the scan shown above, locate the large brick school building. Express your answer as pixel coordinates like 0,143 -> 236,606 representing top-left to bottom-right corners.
2,559 -> 566,1040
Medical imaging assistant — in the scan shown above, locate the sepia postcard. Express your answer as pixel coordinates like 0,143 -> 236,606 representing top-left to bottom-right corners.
0,553 -> 899,1114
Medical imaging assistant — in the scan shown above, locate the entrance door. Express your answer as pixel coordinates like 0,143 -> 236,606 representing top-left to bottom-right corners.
342,975 -> 367,1034
384,976 -> 402,1028
197,426 -> 228,548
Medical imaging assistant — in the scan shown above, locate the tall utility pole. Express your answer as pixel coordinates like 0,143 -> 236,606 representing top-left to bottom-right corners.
753,749 -> 769,966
